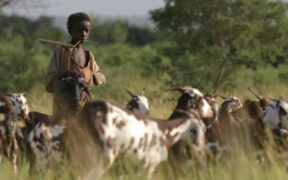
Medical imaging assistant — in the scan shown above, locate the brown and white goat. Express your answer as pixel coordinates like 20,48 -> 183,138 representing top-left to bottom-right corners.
126,87 -> 149,115
217,95 -> 264,145
0,94 -> 13,114
192,93 -> 265,163
166,87 -> 217,162
249,88 -> 288,146
0,93 -> 30,173
78,100 -> 206,179
24,111 -> 65,174
167,87 -> 218,122
249,88 -> 288,130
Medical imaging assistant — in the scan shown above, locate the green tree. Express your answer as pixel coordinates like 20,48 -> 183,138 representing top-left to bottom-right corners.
0,15 -> 65,92
151,0 -> 288,92
90,19 -> 128,45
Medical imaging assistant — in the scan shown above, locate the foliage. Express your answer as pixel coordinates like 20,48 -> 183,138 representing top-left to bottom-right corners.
151,0 -> 288,92
0,10 -> 288,179
89,18 -> 160,46
0,15 -> 65,92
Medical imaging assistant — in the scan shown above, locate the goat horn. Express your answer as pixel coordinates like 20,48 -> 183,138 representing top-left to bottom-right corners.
125,86 -> 136,97
165,86 -> 194,93
140,88 -> 145,96
218,95 -> 227,99
212,94 -> 220,98
248,88 -> 263,100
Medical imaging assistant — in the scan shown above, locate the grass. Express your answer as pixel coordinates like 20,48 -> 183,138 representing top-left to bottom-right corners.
1,68 -> 288,180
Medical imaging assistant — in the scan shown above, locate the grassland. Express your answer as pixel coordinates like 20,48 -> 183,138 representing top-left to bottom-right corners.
0,70 -> 287,180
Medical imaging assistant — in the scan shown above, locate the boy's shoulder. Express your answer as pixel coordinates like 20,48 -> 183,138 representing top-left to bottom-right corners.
84,49 -> 95,60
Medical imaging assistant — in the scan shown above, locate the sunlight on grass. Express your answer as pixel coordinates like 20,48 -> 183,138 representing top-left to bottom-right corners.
0,70 -> 287,180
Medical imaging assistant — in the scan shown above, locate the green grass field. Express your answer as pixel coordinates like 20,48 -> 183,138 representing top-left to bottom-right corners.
0,70 -> 287,179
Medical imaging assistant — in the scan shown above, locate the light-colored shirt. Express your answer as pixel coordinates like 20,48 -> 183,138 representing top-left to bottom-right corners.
45,45 -> 106,92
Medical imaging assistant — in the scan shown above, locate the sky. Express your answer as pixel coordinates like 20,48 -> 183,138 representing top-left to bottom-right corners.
2,0 -> 165,18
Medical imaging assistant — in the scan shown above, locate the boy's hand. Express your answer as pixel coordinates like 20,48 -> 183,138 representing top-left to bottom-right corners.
93,73 -> 106,85
57,71 -> 80,79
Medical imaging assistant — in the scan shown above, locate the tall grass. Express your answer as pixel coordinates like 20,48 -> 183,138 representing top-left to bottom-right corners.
0,65 -> 288,179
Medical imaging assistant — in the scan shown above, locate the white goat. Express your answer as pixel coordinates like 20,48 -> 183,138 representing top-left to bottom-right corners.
126,87 -> 149,115
79,100 -> 206,179
249,88 -> 288,130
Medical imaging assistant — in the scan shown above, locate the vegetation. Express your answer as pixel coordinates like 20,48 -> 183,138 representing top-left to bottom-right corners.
0,0 -> 288,179
151,0 -> 288,92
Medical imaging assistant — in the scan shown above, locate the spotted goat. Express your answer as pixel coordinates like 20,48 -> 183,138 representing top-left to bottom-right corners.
0,93 -> 30,173
25,76 -> 91,174
166,87 -> 218,163
167,86 -> 218,123
249,88 -> 288,145
78,99 -> 206,179
24,112 -> 66,175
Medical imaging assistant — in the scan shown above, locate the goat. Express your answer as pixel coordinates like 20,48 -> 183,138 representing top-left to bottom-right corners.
217,95 -> 265,146
25,76 -> 93,174
75,99 -> 206,179
26,112 -> 66,175
0,94 -> 14,164
218,95 -> 244,126
249,88 -> 288,147
249,88 -> 288,131
0,94 -> 13,114
53,74 -> 90,116
165,87 -> 217,164
0,93 -> 30,173
125,87 -> 149,115
167,87 -> 217,121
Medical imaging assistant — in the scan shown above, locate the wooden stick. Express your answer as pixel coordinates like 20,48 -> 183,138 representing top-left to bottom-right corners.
38,38 -> 72,48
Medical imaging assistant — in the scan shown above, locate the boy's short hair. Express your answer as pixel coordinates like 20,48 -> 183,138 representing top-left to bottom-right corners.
67,12 -> 91,34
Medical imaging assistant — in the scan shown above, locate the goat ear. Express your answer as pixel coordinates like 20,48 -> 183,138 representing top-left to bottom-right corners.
260,99 -> 270,107
125,86 -> 135,97
140,88 -> 145,96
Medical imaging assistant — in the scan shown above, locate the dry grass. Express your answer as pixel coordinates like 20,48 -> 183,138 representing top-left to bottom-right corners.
0,79 -> 288,179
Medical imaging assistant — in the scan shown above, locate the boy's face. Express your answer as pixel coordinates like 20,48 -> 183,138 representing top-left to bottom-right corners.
70,20 -> 91,44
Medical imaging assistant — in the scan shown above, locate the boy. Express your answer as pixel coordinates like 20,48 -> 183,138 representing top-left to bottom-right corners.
45,12 -> 106,116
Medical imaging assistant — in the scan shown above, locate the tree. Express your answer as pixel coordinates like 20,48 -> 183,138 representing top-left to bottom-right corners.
150,0 -> 288,92
89,19 -> 129,45
0,0 -> 45,9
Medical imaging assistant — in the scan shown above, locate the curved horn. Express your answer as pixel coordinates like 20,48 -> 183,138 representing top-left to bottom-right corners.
212,94 -> 220,98
140,88 -> 145,96
165,86 -> 195,93
249,88 -> 262,100
218,95 -> 227,99
125,86 -> 136,97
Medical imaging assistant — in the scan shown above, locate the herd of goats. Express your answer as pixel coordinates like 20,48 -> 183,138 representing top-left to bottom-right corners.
0,84 -> 288,179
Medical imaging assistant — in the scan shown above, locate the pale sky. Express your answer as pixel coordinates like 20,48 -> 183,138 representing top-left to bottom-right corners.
3,0 -> 165,17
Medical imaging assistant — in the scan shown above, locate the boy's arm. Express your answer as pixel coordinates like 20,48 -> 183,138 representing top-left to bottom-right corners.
92,61 -> 106,85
